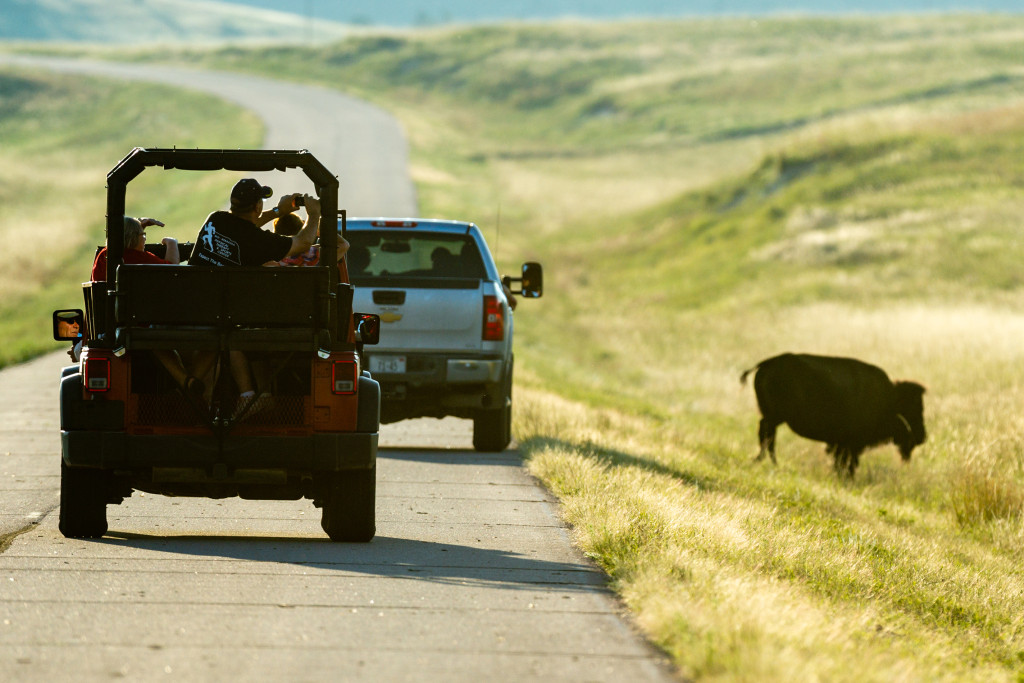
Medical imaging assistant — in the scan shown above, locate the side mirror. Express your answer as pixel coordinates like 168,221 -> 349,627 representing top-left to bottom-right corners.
521,262 -> 543,297
53,309 -> 85,341
354,313 -> 380,345
502,262 -> 543,298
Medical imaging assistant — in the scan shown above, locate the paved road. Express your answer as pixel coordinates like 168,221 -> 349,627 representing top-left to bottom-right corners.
0,58 -> 676,680
1,353 -> 673,681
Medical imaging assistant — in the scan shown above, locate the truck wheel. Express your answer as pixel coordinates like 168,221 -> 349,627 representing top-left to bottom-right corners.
58,459 -> 109,539
473,363 -> 512,452
320,465 -> 376,542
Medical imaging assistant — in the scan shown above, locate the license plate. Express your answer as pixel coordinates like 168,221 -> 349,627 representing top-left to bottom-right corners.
370,355 -> 406,374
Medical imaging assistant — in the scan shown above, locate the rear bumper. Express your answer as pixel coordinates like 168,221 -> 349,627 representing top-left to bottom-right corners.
367,352 -> 505,385
62,431 -> 376,472
446,358 -> 503,383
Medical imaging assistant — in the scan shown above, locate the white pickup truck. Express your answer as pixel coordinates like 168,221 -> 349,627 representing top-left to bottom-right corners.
344,218 -> 542,451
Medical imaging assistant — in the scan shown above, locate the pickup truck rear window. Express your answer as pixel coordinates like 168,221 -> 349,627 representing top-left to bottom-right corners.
346,231 -> 486,285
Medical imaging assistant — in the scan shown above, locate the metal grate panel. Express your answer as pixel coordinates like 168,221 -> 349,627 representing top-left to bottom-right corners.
135,394 -> 204,427
133,394 -> 307,427
231,395 -> 306,426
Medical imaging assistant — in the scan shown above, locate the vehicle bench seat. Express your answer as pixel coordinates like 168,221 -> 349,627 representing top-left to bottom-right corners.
115,264 -> 330,327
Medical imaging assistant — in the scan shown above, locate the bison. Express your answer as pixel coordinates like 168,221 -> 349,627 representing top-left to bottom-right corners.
740,353 -> 926,477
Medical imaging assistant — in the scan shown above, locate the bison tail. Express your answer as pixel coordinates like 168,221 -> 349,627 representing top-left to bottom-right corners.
740,364 -> 759,385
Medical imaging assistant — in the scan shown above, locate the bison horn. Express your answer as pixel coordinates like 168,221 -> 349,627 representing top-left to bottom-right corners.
895,413 -> 912,434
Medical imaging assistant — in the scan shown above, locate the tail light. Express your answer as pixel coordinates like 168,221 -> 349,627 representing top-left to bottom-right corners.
332,360 -> 357,395
84,358 -> 110,393
483,295 -> 504,341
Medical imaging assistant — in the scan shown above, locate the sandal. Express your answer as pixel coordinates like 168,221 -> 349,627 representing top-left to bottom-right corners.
184,376 -> 205,397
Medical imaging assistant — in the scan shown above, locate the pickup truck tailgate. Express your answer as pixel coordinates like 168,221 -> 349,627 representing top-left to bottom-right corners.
355,285 -> 483,351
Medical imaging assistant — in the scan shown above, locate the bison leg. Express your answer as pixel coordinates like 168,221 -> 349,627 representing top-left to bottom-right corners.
826,444 -> 842,471
831,447 -> 847,475
755,418 -> 779,465
832,446 -> 863,478
846,448 -> 864,478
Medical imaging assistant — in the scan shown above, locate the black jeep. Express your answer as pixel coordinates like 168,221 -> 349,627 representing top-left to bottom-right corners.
53,148 -> 381,542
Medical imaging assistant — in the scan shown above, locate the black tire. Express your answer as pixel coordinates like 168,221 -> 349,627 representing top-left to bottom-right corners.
473,361 -> 512,452
320,465 -> 376,542
58,459 -> 109,539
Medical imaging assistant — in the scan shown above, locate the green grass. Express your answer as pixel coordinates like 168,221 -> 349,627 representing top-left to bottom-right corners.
9,14 -> 1024,680
0,67 -> 263,367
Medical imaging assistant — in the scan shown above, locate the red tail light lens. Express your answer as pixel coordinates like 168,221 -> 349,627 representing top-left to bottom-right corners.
84,358 -> 110,393
332,360 -> 357,395
483,295 -> 504,341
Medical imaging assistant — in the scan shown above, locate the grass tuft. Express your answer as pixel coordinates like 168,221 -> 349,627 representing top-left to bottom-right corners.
950,452 -> 1024,526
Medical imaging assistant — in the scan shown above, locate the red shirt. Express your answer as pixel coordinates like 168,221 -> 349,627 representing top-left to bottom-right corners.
91,248 -> 170,282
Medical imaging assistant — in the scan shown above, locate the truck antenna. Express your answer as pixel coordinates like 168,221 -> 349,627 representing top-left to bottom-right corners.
494,203 -> 501,261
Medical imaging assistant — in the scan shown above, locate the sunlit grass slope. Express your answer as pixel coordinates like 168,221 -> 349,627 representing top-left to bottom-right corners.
0,67 -> 262,367
514,121 -> 1024,680
10,13 -> 1024,680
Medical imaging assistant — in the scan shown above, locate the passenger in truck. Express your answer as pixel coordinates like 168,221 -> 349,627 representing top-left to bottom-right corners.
57,311 -> 84,362
89,216 -> 200,396
190,178 -> 317,268
269,212 -> 357,348
189,179 -> 322,415
57,312 -> 81,339
270,212 -> 351,274
347,245 -> 371,276
430,246 -> 457,275
90,216 -> 179,281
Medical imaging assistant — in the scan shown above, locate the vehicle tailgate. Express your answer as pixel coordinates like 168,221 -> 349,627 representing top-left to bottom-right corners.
356,284 -> 483,351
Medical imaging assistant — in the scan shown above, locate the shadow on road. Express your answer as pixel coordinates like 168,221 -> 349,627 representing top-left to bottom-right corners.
95,532 -> 606,592
379,448 -> 523,465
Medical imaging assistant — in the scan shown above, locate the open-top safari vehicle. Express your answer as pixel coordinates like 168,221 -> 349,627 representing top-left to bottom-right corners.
52,148 -> 381,542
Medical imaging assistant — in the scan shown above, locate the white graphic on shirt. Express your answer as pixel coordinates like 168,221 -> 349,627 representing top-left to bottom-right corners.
200,223 -> 215,252
197,220 -> 241,265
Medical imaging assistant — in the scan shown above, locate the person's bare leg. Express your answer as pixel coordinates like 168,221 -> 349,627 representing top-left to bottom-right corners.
154,350 -> 187,386
230,351 -> 254,396
189,351 -> 217,381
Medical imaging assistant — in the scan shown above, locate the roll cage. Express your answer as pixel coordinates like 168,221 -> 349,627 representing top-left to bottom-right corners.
93,147 -> 345,349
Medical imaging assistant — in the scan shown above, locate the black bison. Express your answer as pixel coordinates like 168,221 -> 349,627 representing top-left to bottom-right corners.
740,353 -> 926,477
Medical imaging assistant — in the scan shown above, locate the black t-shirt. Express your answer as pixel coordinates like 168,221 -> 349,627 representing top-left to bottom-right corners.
189,211 -> 293,267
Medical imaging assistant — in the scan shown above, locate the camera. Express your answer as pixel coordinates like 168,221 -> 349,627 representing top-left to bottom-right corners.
293,195 -> 305,208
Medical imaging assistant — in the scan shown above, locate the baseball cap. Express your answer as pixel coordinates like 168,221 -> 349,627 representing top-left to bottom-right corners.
230,178 -> 273,208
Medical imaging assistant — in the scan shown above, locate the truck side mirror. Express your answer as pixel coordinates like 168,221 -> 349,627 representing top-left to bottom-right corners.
53,309 -> 85,341
502,262 -> 543,298
520,262 -> 543,298
354,313 -> 380,345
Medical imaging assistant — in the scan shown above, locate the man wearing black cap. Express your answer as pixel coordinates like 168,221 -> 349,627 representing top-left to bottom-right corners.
189,178 -> 320,267
187,178 -> 322,411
